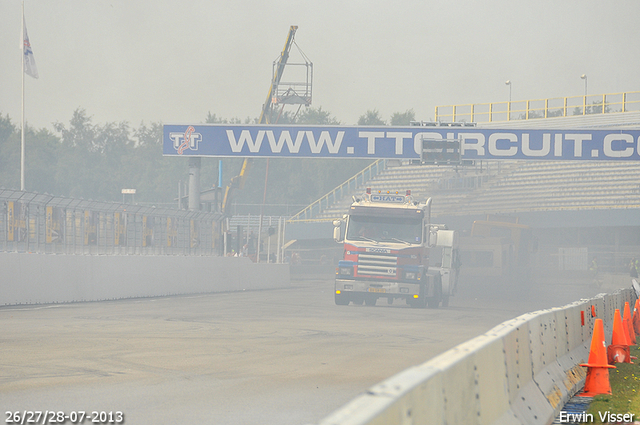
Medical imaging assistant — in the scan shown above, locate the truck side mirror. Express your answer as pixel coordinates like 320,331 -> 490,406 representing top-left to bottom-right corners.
426,225 -> 438,247
333,220 -> 343,243
428,230 -> 438,247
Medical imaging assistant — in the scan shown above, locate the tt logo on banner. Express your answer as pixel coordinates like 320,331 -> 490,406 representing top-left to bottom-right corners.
169,126 -> 202,154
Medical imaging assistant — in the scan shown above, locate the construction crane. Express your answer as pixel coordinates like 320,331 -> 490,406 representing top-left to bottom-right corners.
221,25 -> 304,217
259,25 -> 299,125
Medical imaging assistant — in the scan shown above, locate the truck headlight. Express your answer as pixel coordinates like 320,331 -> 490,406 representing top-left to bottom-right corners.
404,271 -> 417,280
339,267 -> 353,276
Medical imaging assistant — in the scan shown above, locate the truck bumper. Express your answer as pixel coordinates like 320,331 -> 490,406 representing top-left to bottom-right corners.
335,278 -> 422,298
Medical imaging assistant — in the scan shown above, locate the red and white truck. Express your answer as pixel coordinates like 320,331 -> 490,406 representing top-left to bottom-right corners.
332,189 -> 454,308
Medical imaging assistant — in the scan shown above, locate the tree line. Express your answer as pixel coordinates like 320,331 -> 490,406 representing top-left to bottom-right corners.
0,107 -> 416,213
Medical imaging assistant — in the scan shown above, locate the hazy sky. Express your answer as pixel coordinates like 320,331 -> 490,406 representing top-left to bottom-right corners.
1,0 -> 639,131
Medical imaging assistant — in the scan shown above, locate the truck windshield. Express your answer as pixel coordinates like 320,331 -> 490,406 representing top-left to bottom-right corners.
346,215 -> 422,244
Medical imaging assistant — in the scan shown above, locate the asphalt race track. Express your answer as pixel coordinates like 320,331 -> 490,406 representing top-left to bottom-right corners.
0,276 -> 624,425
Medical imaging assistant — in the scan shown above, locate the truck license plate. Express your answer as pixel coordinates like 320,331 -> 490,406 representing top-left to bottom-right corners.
368,288 -> 386,293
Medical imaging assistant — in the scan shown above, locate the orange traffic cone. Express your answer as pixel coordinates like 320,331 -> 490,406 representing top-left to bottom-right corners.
633,299 -> 640,335
581,318 -> 615,396
622,320 -> 639,362
624,302 -> 637,345
608,309 -> 632,364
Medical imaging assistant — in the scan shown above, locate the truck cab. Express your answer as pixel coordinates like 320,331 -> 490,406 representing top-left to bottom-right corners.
332,189 -> 442,308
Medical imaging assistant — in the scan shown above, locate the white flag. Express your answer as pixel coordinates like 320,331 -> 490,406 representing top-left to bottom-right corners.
23,17 -> 39,79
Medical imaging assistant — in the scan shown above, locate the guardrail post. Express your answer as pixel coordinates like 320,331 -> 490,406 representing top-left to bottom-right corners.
544,99 -> 548,118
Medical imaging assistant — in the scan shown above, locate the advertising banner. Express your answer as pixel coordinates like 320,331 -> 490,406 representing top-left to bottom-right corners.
163,124 -> 640,161
114,212 -> 126,246
167,217 -> 177,247
142,215 -> 153,247
84,210 -> 98,245
7,202 -> 27,242
45,206 -> 63,243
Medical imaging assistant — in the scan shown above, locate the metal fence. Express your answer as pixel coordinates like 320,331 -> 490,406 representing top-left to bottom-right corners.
226,214 -> 288,263
0,188 -> 223,256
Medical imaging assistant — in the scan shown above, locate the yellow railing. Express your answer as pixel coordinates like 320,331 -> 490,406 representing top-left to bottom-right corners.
435,90 -> 640,123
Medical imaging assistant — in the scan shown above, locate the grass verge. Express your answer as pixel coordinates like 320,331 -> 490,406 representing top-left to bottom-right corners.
586,345 -> 640,423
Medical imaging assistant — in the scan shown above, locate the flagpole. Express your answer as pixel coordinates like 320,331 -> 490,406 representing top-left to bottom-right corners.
21,0 -> 25,191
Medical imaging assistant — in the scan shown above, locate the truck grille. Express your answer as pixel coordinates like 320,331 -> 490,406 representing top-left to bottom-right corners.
357,253 -> 398,277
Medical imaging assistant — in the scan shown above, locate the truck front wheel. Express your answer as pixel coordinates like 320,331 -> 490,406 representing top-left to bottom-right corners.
407,291 -> 427,308
335,292 -> 350,306
407,297 -> 425,308
427,278 -> 443,309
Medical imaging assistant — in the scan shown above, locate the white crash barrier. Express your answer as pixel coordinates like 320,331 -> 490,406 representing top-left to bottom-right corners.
0,253 -> 290,305
317,288 -> 635,425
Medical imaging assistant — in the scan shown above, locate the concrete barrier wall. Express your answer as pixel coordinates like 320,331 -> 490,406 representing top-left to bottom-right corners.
317,288 -> 636,425
0,253 -> 290,305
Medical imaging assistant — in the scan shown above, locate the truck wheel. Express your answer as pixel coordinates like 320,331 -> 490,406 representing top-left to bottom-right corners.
441,294 -> 449,307
364,295 -> 377,306
427,279 -> 442,309
407,296 -> 426,308
335,293 -> 349,306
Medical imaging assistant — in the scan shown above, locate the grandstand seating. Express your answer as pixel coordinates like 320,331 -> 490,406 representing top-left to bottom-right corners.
461,161 -> 640,214
296,112 -> 640,221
